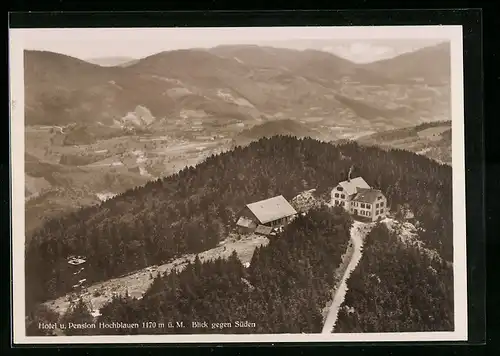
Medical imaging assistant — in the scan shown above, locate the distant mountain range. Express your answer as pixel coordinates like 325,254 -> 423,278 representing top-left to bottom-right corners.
23,42 -> 452,233
364,42 -> 451,85
22,41 -> 455,337
85,56 -> 138,67
24,42 -> 451,129
255,38 -> 446,63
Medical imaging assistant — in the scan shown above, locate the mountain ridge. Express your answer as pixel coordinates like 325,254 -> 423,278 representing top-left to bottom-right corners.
24,44 -> 451,127
363,41 -> 451,84
232,119 -> 324,147
23,44 -> 452,234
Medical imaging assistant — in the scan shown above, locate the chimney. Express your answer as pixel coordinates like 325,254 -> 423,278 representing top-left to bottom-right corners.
348,166 -> 353,182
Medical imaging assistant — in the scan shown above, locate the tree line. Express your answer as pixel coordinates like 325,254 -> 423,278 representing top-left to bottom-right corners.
25,136 -> 453,314
335,222 -> 454,333
27,206 -> 351,335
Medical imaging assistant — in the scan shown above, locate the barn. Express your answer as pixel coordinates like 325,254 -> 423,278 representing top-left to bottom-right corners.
236,195 -> 298,232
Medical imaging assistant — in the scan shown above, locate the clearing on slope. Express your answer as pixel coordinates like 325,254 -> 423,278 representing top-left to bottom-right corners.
43,232 -> 269,316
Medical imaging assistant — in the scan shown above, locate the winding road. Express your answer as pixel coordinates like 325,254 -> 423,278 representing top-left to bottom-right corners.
321,221 -> 373,333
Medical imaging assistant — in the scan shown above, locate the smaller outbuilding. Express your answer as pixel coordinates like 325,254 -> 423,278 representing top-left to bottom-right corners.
236,216 -> 257,234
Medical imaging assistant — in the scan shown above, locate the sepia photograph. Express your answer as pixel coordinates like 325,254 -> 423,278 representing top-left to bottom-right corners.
10,25 -> 467,344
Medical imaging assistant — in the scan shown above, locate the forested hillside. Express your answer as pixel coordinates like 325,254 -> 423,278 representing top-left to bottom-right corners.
25,136 -> 452,314
335,223 -> 454,332
25,45 -> 451,233
356,121 -> 452,164
47,206 -> 351,335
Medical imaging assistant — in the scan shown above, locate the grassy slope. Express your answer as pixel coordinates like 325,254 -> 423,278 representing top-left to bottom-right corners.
355,121 -> 452,164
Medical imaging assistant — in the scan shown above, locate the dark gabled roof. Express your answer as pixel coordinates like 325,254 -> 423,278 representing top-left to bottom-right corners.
352,188 -> 384,204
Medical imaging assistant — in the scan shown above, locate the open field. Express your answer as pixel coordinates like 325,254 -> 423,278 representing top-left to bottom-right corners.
355,121 -> 451,165
24,117 -> 451,236
43,233 -> 269,316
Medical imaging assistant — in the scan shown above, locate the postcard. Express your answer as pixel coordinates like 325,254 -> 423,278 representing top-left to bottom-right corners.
10,24 -> 467,344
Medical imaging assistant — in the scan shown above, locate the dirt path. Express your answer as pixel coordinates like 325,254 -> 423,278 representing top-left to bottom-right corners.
44,234 -> 268,316
321,221 -> 374,333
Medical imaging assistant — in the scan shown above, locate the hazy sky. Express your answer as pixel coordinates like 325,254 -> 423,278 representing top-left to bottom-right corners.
12,26 -> 452,63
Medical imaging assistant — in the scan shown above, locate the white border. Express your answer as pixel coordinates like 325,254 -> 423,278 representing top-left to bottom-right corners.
9,25 -> 467,344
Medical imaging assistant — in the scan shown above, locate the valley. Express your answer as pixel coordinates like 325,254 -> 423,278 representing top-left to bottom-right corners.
25,123 -> 234,234
24,43 -> 452,233
25,116 -> 451,235
22,41 -> 455,336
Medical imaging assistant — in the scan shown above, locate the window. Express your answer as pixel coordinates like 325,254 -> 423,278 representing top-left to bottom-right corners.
366,204 -> 371,209
341,194 -> 345,199
360,203 -> 365,209
337,186 -> 343,191
335,200 -> 339,205
376,210 -> 379,215
366,211 -> 371,217
376,203 -> 379,208
335,193 -> 339,198
377,196 -> 382,200
341,201 -> 345,207
380,202 -> 384,207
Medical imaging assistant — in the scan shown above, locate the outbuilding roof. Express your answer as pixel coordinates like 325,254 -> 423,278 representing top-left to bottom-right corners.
246,195 -> 297,224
